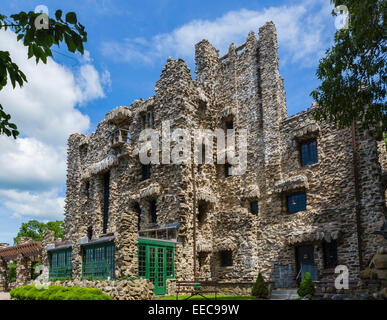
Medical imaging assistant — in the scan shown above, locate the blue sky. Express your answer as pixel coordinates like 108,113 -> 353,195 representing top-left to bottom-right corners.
0,0 -> 337,245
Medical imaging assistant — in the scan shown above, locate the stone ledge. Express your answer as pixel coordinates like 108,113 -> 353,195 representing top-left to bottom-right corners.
274,175 -> 308,193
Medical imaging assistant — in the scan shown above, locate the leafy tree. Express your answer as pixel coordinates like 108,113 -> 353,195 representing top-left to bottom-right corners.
297,272 -> 316,297
0,9 -> 87,138
13,219 -> 64,245
251,272 -> 269,298
8,261 -> 16,282
311,0 -> 386,136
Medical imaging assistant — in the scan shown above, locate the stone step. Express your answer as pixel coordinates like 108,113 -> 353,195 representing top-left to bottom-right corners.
270,289 -> 299,300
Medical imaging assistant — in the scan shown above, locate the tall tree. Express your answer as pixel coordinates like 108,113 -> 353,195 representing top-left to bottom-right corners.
13,219 -> 64,245
0,9 -> 87,138
311,0 -> 386,135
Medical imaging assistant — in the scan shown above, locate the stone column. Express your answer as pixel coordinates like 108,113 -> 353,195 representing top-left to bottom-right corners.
41,230 -> 55,280
72,242 -> 82,280
116,210 -> 138,278
0,257 -> 9,291
15,254 -> 31,287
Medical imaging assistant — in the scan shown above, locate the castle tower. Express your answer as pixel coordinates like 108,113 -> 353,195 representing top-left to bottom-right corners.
258,22 -> 287,181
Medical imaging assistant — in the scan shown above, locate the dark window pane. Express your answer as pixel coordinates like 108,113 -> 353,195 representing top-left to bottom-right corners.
323,241 -> 338,269
250,201 -> 258,215
224,163 -> 232,177
142,164 -> 151,180
300,139 -> 318,166
226,120 -> 233,130
220,250 -> 233,267
287,192 -> 306,213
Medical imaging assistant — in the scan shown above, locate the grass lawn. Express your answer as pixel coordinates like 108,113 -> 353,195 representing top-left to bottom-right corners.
154,294 -> 260,300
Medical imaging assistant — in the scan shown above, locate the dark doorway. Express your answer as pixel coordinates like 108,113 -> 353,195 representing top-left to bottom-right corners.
296,245 -> 318,282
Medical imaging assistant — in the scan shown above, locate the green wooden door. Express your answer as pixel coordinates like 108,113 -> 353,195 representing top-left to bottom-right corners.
138,239 -> 175,295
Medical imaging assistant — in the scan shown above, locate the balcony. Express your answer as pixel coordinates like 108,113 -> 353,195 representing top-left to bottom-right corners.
111,128 -> 130,148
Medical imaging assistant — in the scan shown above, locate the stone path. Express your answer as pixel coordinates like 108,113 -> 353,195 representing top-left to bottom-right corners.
0,292 -> 11,300
270,289 -> 299,300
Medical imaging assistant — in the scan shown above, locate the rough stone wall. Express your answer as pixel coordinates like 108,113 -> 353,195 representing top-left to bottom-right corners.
0,258 -> 8,291
15,254 -> 31,287
41,231 -> 55,280
60,21 -> 387,295
27,278 -> 154,300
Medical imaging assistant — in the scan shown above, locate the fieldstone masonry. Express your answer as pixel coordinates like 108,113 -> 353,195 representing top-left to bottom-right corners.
58,22 -> 386,297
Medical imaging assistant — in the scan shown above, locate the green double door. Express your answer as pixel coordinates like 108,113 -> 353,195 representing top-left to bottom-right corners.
138,238 -> 175,295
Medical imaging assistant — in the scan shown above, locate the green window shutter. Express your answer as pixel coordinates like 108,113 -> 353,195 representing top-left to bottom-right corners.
81,242 -> 115,280
49,248 -> 72,280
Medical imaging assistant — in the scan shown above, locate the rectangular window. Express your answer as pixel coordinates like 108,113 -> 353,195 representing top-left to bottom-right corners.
138,245 -> 146,277
82,242 -> 115,279
166,248 -> 174,277
226,120 -> 234,130
300,139 -> 318,166
323,241 -> 338,269
220,250 -> 233,267
224,163 -> 232,178
250,201 -> 258,215
150,200 -> 157,223
103,171 -> 110,234
287,192 -> 306,213
142,164 -> 151,180
85,181 -> 90,199
49,248 -> 72,280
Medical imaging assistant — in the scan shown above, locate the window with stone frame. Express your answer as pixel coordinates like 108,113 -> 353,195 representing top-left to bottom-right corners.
224,162 -> 232,178
250,200 -> 258,215
84,180 -> 90,199
197,201 -> 207,227
87,226 -> 93,241
142,164 -> 151,180
323,241 -> 338,269
300,139 -> 318,166
287,192 -> 306,213
150,199 -> 157,223
225,119 -> 234,131
197,144 -> 206,174
140,110 -> 154,129
220,250 -> 233,267
79,143 -> 88,159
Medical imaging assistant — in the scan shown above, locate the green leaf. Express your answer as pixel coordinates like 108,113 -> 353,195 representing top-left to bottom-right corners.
55,10 -> 63,20
65,12 -> 77,24
28,45 -> 33,59
64,33 -> 76,53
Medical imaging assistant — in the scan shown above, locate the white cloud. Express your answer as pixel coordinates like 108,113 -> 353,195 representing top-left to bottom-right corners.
101,0 -> 333,67
0,29 -> 108,221
0,189 -> 64,220
0,136 -> 65,191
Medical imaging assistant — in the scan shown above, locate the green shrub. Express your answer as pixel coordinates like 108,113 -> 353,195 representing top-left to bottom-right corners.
10,285 -> 112,300
297,272 -> 316,297
251,273 -> 269,298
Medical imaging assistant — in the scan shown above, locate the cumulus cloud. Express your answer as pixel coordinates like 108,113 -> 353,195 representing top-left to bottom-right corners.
101,0 -> 333,67
0,29 -> 108,220
0,136 -> 66,191
0,189 -> 64,220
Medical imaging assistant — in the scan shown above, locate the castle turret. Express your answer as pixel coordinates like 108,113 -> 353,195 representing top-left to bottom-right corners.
258,22 -> 286,180
195,40 -> 219,83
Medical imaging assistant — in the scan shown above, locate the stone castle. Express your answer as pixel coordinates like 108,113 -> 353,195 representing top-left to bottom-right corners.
45,22 -> 386,296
